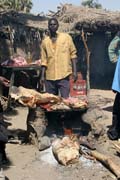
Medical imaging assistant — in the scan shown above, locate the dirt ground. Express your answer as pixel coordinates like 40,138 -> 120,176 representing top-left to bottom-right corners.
1,89 -> 120,180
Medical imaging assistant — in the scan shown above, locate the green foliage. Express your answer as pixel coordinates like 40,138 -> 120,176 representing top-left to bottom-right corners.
0,0 -> 33,12
81,0 -> 102,9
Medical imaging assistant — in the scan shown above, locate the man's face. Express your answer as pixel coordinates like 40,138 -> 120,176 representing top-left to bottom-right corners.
48,20 -> 59,33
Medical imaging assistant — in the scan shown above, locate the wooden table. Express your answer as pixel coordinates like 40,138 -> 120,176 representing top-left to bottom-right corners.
2,65 -> 41,109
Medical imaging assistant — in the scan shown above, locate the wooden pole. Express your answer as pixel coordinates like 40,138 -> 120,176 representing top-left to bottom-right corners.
90,150 -> 120,179
81,29 -> 91,92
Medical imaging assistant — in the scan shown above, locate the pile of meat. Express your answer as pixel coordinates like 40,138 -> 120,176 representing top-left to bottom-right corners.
1,55 -> 41,67
10,86 -> 60,108
10,86 -> 88,111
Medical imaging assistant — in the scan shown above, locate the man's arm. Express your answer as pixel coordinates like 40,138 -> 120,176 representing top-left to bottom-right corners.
68,34 -> 78,81
40,66 -> 46,83
40,41 -> 47,85
71,58 -> 78,82
108,36 -> 120,63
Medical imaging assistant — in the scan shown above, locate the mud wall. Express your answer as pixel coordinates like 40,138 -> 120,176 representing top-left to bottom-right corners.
0,26 -> 43,63
74,32 -> 116,89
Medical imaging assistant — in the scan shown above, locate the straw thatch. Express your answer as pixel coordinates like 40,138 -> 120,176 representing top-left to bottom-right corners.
0,4 -> 120,33
55,4 -> 120,32
0,10 -> 48,30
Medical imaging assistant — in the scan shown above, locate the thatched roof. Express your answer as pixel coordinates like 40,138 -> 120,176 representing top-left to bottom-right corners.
56,4 -> 120,32
0,4 -> 120,33
0,10 -> 48,31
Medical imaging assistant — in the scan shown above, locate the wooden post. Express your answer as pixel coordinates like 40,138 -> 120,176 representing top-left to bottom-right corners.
90,150 -> 120,179
8,26 -> 14,56
81,29 -> 91,93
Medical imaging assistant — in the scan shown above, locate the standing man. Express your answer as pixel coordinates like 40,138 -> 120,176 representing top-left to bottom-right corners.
40,18 -> 78,98
107,31 -> 120,140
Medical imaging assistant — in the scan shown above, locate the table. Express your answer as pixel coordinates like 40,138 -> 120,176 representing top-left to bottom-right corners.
2,65 -> 41,109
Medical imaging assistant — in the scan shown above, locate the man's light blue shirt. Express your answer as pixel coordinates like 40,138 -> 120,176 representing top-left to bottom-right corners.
112,56 -> 120,92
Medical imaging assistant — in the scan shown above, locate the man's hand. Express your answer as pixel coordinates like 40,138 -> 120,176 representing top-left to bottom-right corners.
72,72 -> 78,82
71,58 -> 78,82
39,66 -> 46,92
0,76 -> 10,87
40,75 -> 45,86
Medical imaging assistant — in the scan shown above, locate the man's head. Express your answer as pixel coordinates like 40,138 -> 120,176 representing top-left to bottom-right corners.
48,18 -> 59,33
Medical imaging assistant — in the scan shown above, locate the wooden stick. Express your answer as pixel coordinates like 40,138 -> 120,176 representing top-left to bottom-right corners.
81,29 -> 91,92
90,150 -> 120,179
112,142 -> 120,153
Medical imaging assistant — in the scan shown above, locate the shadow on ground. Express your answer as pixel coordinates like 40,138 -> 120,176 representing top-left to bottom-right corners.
8,128 -> 27,142
102,106 -> 113,112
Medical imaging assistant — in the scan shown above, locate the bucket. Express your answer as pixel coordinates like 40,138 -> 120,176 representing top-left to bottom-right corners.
70,73 -> 87,97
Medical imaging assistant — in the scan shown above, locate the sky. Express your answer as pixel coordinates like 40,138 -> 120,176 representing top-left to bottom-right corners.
31,0 -> 120,14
